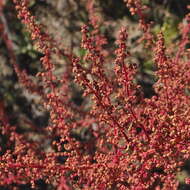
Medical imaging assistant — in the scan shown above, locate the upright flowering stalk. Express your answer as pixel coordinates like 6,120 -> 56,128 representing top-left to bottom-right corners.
12,0 -> 74,136
123,0 -> 154,46
86,0 -> 107,54
0,1 -> 43,96
114,27 -> 149,141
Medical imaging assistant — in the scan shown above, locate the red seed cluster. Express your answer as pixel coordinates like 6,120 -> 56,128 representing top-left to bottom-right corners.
0,0 -> 190,189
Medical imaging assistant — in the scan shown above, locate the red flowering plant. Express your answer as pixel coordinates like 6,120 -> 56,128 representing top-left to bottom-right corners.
0,0 -> 190,189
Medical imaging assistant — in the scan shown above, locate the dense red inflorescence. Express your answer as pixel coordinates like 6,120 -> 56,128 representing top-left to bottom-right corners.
0,0 -> 190,189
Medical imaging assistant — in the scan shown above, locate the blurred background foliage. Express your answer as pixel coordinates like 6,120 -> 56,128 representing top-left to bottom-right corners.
0,0 -> 190,189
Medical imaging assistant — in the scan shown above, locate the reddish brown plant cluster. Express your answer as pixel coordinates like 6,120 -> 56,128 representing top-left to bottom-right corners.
0,0 -> 190,190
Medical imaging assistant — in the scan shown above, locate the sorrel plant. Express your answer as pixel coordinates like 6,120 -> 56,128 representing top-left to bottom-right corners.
0,0 -> 190,189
